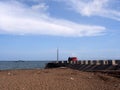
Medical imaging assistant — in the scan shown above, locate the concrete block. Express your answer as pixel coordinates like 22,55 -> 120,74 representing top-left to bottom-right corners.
76,61 -> 79,64
90,60 -> 94,65
73,61 -> 77,64
81,61 -> 86,64
103,60 -> 108,65
67,60 -> 70,64
112,60 -> 118,65
81,61 -> 84,64
62,61 -> 64,64
70,61 -> 73,64
85,60 -> 89,64
80,61 -> 83,64
96,60 -> 101,65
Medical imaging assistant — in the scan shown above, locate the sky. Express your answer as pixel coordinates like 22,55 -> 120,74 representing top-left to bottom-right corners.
0,0 -> 120,60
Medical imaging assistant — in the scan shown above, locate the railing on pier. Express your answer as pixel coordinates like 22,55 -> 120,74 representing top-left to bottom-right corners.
55,60 -> 120,66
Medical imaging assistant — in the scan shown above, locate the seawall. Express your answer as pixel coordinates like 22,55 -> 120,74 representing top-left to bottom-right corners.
45,60 -> 120,71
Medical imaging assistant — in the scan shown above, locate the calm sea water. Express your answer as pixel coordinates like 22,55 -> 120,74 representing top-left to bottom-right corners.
0,61 -> 51,70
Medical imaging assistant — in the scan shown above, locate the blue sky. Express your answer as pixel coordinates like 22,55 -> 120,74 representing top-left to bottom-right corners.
0,0 -> 120,60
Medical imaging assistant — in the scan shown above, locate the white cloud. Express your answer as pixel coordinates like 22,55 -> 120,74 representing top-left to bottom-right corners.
61,0 -> 120,21
0,1 -> 106,37
32,3 -> 49,11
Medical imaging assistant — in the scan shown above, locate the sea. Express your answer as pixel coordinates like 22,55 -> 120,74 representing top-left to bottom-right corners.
0,61 -> 51,70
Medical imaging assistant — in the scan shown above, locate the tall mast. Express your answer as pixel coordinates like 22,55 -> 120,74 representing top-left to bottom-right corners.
57,48 -> 59,62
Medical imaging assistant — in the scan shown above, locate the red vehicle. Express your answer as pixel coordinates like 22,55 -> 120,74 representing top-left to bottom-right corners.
68,57 -> 78,62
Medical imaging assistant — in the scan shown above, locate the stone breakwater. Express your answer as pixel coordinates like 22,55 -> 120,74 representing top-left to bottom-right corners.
45,60 -> 120,71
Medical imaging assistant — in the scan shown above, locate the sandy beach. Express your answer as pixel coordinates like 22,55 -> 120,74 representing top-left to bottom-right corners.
0,68 -> 120,90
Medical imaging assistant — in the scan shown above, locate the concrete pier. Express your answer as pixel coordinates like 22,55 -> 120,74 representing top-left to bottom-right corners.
47,60 -> 120,71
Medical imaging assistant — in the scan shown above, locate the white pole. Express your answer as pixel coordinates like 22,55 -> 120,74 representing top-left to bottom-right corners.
57,48 -> 59,62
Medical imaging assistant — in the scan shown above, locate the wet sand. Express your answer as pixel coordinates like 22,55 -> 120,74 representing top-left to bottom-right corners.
0,68 -> 120,90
